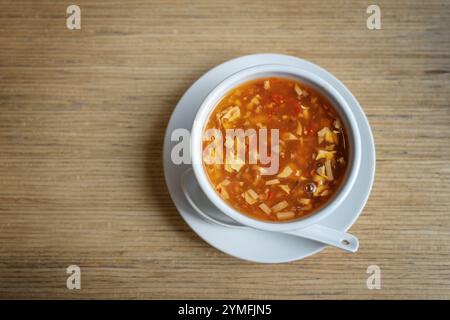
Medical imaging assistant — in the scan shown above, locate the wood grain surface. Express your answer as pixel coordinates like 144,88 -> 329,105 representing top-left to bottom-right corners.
0,0 -> 449,299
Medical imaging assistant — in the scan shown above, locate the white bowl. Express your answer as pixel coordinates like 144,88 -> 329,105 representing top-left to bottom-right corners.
190,64 -> 362,232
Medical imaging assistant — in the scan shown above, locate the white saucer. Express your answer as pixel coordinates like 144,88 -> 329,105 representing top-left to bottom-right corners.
163,54 -> 375,263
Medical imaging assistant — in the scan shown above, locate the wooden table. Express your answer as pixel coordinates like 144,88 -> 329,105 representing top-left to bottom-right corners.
0,0 -> 449,299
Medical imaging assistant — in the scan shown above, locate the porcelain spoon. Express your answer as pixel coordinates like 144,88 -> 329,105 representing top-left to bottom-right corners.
181,169 -> 359,253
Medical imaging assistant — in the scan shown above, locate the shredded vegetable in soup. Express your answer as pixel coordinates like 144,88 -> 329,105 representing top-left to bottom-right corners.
202,77 -> 349,222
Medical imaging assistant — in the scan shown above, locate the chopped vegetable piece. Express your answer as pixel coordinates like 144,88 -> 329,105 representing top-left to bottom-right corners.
266,179 -> 280,185
294,84 -> 303,96
250,94 -> 261,106
224,157 -> 245,173
247,188 -> 259,199
303,108 -> 310,120
313,184 -> 326,197
312,174 -> 325,184
296,122 -> 303,136
242,189 -> 258,205
277,166 -> 293,178
316,149 -> 336,160
282,132 -> 298,140
277,211 -> 295,220
219,105 -> 240,123
280,185 -> 291,194
259,203 -> 271,214
334,119 -> 341,129
299,198 -> 311,205
219,187 -> 229,200
272,200 -> 289,212
316,165 -> 326,177
325,159 -> 334,181
317,127 -> 335,144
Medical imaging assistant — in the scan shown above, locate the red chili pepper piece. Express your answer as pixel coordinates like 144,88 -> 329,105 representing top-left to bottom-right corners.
306,126 -> 316,135
293,105 -> 301,114
272,94 -> 284,104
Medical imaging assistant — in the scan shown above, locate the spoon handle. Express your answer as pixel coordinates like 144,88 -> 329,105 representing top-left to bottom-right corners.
182,168 -> 359,253
285,225 -> 359,253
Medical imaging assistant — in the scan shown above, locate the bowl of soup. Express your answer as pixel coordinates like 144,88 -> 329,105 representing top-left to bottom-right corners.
191,64 -> 361,232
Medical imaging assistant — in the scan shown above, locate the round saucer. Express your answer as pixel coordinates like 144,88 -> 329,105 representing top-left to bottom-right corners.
163,54 -> 375,263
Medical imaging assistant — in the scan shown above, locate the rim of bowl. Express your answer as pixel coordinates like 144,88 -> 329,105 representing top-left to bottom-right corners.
191,64 -> 361,232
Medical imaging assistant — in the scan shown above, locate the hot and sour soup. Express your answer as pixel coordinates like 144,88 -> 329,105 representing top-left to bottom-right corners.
202,77 -> 349,222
